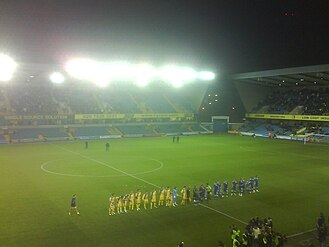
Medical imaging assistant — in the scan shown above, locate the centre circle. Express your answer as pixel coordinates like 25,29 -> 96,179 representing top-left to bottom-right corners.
41,157 -> 164,177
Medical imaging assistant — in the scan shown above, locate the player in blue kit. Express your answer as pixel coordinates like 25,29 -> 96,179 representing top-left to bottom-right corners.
199,184 -> 206,201
239,178 -> 245,196
248,177 -> 255,193
172,187 -> 178,207
218,181 -> 223,198
223,181 -> 229,197
246,179 -> 252,193
193,186 -> 200,205
254,176 -> 259,192
69,194 -> 80,215
214,182 -> 219,199
231,179 -> 238,196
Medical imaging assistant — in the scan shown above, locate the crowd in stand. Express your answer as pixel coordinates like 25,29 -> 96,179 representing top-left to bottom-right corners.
0,84 -> 196,116
7,85 -> 57,115
253,88 -> 329,115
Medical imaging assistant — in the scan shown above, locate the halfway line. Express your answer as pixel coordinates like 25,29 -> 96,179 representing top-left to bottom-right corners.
53,144 -> 160,188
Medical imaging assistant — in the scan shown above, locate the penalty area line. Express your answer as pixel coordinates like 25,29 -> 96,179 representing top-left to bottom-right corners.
52,144 -> 248,226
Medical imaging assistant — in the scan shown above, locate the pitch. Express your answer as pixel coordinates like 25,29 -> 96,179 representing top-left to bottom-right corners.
0,135 -> 328,246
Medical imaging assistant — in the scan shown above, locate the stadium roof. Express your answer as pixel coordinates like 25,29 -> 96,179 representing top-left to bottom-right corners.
232,64 -> 329,88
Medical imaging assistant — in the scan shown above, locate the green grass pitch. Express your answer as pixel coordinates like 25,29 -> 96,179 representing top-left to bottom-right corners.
0,135 -> 328,246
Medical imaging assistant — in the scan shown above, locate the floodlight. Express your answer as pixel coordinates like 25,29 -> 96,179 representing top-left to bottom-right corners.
134,63 -> 156,87
92,78 -> 110,88
91,72 -> 110,88
107,62 -> 134,81
159,65 -> 196,87
198,71 -> 215,81
171,79 -> 183,88
50,72 -> 65,84
179,67 -> 197,81
65,58 -> 97,80
0,54 -> 17,81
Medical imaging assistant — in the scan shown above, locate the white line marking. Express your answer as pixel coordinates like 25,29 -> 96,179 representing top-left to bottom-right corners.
52,144 -> 248,225
200,204 -> 248,225
287,228 -> 316,238
52,144 -> 161,188
41,158 -> 164,178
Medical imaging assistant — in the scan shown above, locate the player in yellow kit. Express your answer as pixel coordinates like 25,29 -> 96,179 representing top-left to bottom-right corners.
150,189 -> 157,209
117,195 -> 123,214
129,192 -> 135,211
109,194 -> 116,215
181,186 -> 187,205
165,186 -> 171,206
158,188 -> 165,206
167,191 -> 173,207
142,191 -> 149,209
123,194 -> 129,213
136,190 -> 142,211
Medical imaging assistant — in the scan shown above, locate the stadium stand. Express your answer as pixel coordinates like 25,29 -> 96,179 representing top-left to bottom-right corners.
6,85 -> 57,115
155,123 -> 189,134
252,88 -> 329,115
11,128 -> 42,140
117,125 -> 154,135
229,64 -> 329,143
73,127 -> 110,137
0,80 -> 208,143
39,128 -> 68,138
0,134 -> 5,144
139,92 -> 175,113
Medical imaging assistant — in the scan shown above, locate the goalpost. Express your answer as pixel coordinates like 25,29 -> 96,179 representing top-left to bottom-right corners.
211,116 -> 229,133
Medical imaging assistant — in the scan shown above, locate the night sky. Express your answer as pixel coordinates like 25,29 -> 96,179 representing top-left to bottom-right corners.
0,0 -> 328,73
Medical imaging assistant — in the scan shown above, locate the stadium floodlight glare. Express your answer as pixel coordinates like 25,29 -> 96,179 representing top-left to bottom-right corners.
171,79 -> 184,88
92,77 -> 110,88
179,67 -> 197,82
134,63 -> 156,87
65,58 -> 214,88
159,65 -> 197,87
0,54 -> 17,82
50,72 -> 65,84
107,62 -> 135,81
198,71 -> 216,81
90,63 -> 110,87
65,58 -> 97,80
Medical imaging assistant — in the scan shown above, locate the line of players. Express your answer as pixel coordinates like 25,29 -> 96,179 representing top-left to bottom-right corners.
108,176 -> 259,215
